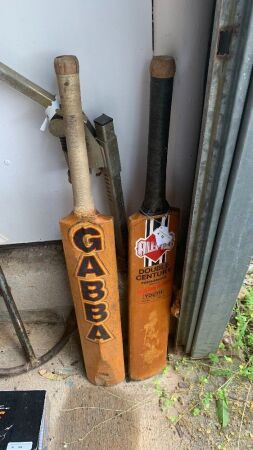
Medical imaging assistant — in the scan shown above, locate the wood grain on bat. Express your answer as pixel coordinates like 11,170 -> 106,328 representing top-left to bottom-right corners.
55,55 -> 125,386
128,56 -> 178,380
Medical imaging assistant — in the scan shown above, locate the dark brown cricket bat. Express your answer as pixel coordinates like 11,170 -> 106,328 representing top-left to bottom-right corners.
54,55 -> 125,385
128,56 -> 179,380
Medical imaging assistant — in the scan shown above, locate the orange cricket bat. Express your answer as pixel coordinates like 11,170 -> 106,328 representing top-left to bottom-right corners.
128,56 -> 179,380
54,55 -> 125,385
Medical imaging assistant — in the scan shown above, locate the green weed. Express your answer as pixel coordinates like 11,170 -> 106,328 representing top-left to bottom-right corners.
156,285 -> 253,441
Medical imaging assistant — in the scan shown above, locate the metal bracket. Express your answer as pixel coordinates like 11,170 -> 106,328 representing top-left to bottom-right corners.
0,265 -> 76,376
94,114 -> 128,263
49,112 -> 105,171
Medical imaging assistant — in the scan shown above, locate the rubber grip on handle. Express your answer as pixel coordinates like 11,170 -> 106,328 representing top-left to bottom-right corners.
141,55 -> 176,216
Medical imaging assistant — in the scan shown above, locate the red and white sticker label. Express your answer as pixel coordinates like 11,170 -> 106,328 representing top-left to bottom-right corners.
135,217 -> 175,265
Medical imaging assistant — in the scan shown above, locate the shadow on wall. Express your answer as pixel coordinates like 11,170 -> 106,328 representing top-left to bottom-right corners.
127,58 -> 150,215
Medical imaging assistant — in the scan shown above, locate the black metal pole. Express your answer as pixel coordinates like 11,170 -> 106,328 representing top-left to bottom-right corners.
0,265 -> 38,366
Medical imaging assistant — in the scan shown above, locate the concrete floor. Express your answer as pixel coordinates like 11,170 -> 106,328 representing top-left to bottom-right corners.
0,244 -> 187,449
0,322 -> 186,450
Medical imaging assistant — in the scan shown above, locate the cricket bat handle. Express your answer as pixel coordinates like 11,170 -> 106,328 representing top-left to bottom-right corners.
54,55 -> 94,216
141,56 -> 176,215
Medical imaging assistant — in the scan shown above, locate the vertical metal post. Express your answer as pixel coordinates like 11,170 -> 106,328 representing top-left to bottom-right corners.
0,266 -> 38,366
191,71 -> 253,357
177,0 -> 253,355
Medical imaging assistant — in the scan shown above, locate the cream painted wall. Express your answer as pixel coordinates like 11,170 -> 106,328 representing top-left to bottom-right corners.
0,1 -> 214,246
0,0 -> 152,244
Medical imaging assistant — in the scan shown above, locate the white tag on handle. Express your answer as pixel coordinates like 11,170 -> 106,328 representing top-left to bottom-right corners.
40,97 -> 60,131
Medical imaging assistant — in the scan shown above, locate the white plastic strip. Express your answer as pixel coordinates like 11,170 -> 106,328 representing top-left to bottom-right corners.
0,233 -> 8,243
40,97 -> 60,131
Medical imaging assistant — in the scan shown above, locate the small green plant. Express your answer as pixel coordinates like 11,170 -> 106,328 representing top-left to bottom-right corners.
234,289 -> 253,358
168,415 -> 178,424
208,352 -> 220,364
162,366 -> 170,375
155,284 -> 253,447
153,376 -> 178,413
215,389 -> 229,428
192,407 -> 201,417
153,378 -> 163,397
199,375 -> 209,384
201,392 -> 213,410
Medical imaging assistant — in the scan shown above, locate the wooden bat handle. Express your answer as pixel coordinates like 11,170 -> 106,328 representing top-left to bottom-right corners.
54,55 -> 95,216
